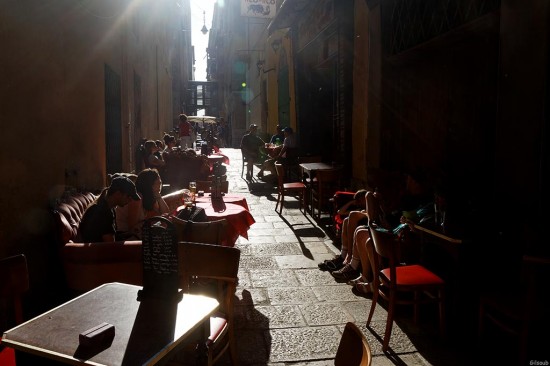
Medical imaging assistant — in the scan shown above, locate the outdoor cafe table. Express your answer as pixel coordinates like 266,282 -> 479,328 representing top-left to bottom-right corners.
298,162 -> 335,213
1,282 -> 219,366
194,193 -> 249,210
177,200 -> 255,246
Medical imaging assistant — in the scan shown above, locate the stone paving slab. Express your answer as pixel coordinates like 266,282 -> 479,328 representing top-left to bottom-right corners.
268,326 -> 341,363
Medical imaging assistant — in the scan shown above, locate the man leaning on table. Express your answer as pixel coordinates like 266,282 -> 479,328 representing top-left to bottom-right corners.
258,127 -> 297,178
79,176 -> 140,242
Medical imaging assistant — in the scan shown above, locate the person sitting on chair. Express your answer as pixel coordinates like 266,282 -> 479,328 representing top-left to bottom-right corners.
80,177 -> 140,242
258,127 -> 297,178
240,124 -> 265,181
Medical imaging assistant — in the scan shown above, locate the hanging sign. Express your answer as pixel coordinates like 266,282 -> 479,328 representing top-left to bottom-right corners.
241,0 -> 277,19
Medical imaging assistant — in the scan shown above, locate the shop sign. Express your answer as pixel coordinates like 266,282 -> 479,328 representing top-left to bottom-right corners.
241,0 -> 277,19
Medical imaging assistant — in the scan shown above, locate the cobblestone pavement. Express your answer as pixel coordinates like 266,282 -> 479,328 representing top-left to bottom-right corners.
213,149 -> 468,366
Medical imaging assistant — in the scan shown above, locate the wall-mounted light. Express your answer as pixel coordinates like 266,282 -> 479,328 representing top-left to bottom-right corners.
256,60 -> 265,73
256,59 -> 275,75
271,39 -> 281,53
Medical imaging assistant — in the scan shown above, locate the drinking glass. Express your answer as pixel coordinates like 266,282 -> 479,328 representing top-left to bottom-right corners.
189,181 -> 196,194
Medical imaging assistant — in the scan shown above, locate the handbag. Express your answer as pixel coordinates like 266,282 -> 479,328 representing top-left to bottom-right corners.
176,205 -> 208,222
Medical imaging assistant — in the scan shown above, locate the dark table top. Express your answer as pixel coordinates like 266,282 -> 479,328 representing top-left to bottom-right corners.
2,282 -> 218,365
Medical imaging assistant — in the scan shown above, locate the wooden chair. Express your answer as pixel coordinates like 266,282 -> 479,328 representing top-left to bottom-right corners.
0,254 -> 29,366
172,217 -> 229,245
478,255 -> 550,364
178,242 -> 241,366
367,223 -> 445,352
310,167 -> 342,219
274,163 -> 306,214
196,180 -> 229,194
335,322 -> 372,366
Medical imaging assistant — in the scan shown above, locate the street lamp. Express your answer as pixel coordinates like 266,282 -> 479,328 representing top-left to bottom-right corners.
200,11 -> 208,35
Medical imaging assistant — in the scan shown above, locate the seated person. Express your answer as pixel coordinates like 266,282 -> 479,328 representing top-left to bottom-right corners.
79,176 -> 140,242
116,168 -> 171,240
144,140 -> 166,169
258,127 -> 296,178
240,124 -> 265,180
269,125 -> 285,145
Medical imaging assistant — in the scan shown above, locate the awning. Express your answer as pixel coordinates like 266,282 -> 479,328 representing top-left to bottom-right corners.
267,0 -> 311,34
187,116 -> 218,126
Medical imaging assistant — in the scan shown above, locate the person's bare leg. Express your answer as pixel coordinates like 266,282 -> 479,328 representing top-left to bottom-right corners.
354,227 -> 373,283
340,217 -> 350,262
343,211 -> 367,262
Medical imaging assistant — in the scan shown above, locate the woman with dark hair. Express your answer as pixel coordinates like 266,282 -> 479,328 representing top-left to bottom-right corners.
143,140 -> 166,169
116,168 -> 170,239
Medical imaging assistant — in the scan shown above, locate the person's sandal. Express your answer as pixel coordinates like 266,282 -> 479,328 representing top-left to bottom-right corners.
346,276 -> 365,286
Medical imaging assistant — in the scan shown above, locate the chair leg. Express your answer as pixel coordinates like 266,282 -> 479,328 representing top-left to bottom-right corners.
275,193 -> 281,212
366,289 -> 378,326
438,289 -> 446,337
382,291 -> 396,352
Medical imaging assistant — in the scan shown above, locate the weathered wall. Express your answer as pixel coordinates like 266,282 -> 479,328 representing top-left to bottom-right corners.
0,0 -> 188,261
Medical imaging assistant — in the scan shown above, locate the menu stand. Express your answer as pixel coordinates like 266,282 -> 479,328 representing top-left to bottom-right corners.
138,216 -> 183,302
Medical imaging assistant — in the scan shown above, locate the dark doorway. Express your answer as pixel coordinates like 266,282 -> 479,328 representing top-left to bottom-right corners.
104,64 -> 122,174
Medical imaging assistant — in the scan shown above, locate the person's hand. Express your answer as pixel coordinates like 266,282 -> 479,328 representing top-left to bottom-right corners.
400,215 -> 415,229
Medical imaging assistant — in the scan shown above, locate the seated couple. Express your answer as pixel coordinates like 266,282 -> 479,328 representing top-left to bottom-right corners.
319,172 -> 434,296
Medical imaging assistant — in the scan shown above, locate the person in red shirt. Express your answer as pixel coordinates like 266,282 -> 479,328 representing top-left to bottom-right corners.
178,114 -> 193,148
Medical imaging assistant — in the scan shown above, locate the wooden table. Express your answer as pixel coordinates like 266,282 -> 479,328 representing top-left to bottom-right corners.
2,282 -> 219,365
298,162 -> 334,174
298,162 -> 335,213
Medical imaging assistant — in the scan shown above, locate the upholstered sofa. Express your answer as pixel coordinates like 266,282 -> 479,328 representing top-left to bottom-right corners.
53,189 -> 185,293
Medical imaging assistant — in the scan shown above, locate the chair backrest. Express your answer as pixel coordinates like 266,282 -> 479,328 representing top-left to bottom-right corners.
275,163 -> 287,188
178,242 -> 241,312
172,216 -> 229,245
335,322 -> 372,366
368,223 -> 400,273
0,254 -> 29,327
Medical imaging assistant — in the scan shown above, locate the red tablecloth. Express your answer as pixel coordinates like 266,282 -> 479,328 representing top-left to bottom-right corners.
194,194 -> 249,210
177,202 -> 255,246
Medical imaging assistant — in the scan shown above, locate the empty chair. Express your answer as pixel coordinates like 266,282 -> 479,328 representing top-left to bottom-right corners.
274,163 -> 306,214
367,223 -> 445,351
310,167 -> 342,219
478,255 -> 550,364
0,254 -> 29,366
178,242 -> 241,366
335,322 -> 372,366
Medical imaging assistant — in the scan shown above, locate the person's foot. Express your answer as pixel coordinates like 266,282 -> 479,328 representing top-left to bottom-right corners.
331,264 -> 361,281
318,256 -> 344,272
352,282 -> 373,298
346,275 -> 365,286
